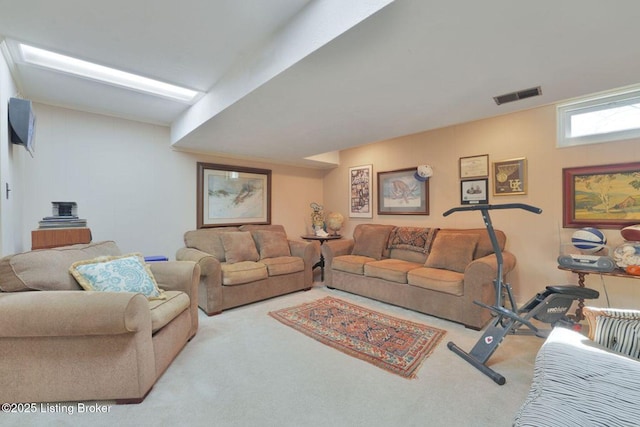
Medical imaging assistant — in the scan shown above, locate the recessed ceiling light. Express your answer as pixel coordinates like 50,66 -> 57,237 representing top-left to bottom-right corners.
18,43 -> 201,103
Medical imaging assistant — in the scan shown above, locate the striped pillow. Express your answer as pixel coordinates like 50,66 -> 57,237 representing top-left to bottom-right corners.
594,316 -> 640,359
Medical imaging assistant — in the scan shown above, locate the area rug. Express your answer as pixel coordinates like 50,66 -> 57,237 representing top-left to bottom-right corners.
269,296 -> 446,379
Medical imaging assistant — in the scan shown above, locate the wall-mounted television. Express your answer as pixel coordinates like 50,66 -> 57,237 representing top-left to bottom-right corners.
8,97 -> 36,156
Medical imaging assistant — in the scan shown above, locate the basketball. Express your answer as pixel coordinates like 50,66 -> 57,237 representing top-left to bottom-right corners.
621,224 -> 640,241
572,227 -> 607,253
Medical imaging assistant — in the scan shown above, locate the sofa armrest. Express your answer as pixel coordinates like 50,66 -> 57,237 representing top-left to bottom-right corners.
322,239 -> 355,285
289,239 -> 317,287
0,291 -> 151,337
176,247 -> 223,316
149,260 -> 200,336
461,251 -> 517,329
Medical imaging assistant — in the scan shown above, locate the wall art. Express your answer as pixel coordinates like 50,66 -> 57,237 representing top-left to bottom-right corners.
493,157 -> 527,196
377,167 -> 429,215
563,162 -> 640,228
197,162 -> 271,228
349,164 -> 373,218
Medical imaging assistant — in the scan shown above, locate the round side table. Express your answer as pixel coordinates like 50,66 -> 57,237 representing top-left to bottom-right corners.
300,234 -> 342,282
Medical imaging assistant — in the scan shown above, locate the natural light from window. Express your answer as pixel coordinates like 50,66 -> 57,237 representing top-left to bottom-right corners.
557,85 -> 640,147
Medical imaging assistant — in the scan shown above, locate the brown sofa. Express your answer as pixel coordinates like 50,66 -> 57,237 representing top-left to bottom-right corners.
176,224 -> 316,315
323,224 -> 515,329
0,241 -> 200,404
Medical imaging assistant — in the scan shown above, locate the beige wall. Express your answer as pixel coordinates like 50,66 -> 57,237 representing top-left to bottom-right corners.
323,105 -> 640,307
13,103 -> 324,259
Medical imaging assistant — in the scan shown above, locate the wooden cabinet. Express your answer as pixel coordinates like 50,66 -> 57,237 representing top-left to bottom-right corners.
31,228 -> 92,250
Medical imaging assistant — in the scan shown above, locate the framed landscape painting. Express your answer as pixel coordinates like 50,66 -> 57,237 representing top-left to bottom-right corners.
197,162 -> 271,228
563,162 -> 640,228
377,167 -> 429,215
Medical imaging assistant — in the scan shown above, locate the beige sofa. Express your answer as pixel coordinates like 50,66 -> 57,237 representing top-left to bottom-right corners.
176,224 -> 316,315
0,241 -> 200,404
323,224 -> 515,329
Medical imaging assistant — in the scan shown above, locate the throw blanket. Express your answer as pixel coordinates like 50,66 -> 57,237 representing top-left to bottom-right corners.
387,227 -> 438,254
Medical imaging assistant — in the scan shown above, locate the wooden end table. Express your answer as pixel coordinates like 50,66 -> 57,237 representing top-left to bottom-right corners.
301,234 -> 342,282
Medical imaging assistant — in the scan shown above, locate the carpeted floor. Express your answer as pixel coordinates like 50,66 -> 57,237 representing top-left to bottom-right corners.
3,285 -> 543,427
269,296 -> 446,378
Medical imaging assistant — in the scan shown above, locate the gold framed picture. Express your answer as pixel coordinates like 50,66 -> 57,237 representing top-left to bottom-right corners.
493,158 -> 527,196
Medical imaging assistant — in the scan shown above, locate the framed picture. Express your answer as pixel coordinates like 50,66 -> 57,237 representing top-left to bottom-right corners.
377,167 -> 429,215
197,162 -> 271,228
563,162 -> 640,228
349,164 -> 373,218
493,157 -> 527,195
459,154 -> 489,179
461,179 -> 488,205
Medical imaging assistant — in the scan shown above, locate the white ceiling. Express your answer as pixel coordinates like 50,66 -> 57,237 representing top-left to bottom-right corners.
2,0 -> 640,168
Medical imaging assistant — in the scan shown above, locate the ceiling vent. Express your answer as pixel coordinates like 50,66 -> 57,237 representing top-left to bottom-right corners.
493,86 -> 542,105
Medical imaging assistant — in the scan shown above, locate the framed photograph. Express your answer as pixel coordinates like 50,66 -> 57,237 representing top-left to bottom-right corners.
377,167 -> 429,215
197,162 -> 271,228
349,164 -> 373,218
461,179 -> 488,205
563,162 -> 640,228
459,154 -> 489,179
493,157 -> 527,196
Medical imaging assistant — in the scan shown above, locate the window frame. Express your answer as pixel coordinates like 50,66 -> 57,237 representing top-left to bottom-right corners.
557,85 -> 640,148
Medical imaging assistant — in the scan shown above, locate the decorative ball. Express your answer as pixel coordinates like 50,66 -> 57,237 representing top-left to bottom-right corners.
325,212 -> 344,235
613,242 -> 640,268
621,224 -> 640,241
571,227 -> 607,253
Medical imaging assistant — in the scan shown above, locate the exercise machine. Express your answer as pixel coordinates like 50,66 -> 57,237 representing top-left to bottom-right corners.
444,203 -> 599,385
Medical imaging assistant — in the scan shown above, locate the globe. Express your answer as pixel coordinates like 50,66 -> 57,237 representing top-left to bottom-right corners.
325,212 -> 344,235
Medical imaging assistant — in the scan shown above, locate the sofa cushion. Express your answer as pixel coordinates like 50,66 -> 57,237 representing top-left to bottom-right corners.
221,261 -> 268,285
424,233 -> 479,273
438,228 -> 506,259
407,267 -> 465,296
70,254 -> 165,300
332,255 -> 376,275
183,227 -> 240,261
592,316 -> 640,359
364,259 -> 423,284
260,256 -> 304,276
251,230 -> 291,259
352,224 -> 395,260
0,241 -> 121,292
149,290 -> 190,333
220,231 -> 260,263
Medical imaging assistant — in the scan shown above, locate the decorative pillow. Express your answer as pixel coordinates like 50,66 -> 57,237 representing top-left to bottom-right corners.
251,230 -> 291,259
594,316 -> 640,359
352,225 -> 393,260
69,253 -> 165,300
220,231 -> 260,263
424,233 -> 479,273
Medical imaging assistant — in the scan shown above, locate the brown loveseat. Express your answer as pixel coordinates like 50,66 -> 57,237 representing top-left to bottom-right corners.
0,241 -> 200,404
176,224 -> 316,315
323,224 -> 515,329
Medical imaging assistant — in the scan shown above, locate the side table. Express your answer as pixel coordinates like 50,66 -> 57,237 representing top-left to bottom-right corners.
300,234 -> 342,282
558,266 -> 640,320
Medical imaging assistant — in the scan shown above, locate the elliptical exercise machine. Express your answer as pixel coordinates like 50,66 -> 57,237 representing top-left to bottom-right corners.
444,203 -> 599,385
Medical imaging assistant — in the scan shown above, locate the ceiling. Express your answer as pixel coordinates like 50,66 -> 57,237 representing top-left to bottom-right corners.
2,0 -> 640,168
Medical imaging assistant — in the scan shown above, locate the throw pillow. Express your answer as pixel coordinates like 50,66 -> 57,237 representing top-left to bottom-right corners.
251,230 -> 291,259
69,253 -> 165,300
594,316 -> 640,359
352,225 -> 393,260
220,231 -> 260,263
424,233 -> 479,273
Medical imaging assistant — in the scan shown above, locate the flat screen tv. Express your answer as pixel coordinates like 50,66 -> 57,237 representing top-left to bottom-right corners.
8,97 -> 36,156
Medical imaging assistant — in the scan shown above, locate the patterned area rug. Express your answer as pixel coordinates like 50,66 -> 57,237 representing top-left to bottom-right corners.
269,296 -> 446,379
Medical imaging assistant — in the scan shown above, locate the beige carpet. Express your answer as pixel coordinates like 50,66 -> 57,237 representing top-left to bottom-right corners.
3,285 -> 543,427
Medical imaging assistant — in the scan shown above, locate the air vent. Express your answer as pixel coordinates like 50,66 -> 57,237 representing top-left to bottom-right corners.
493,86 -> 542,105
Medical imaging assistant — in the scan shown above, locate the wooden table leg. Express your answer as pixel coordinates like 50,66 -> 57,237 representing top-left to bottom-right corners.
575,272 -> 586,321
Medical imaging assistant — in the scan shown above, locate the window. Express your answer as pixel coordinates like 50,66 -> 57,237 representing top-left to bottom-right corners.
557,85 -> 640,147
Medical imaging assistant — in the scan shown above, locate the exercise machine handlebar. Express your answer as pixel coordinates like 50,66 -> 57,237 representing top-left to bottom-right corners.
443,203 -> 542,217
